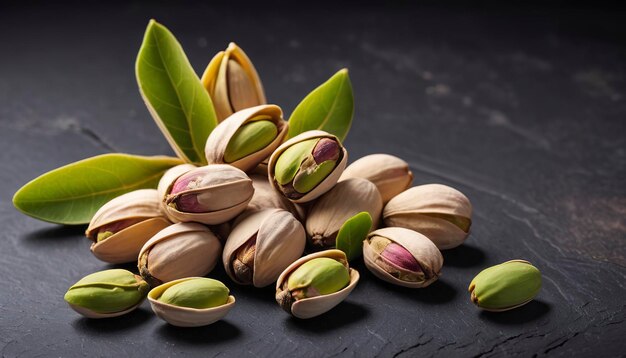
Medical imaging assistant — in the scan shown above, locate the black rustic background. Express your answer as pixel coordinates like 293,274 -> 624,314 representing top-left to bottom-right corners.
1,2 -> 625,357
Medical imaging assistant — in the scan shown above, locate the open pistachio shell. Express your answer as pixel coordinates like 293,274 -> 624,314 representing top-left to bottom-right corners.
223,209 -> 305,287
205,104 -> 288,172
268,130 -> 348,203
247,174 -> 305,221
363,227 -> 443,288
383,184 -> 472,250
157,164 -> 197,222
148,277 -> 236,327
275,249 -> 359,319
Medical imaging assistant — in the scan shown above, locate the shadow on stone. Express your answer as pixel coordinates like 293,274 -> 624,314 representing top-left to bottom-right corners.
285,301 -> 369,333
156,320 -> 241,344
442,244 -> 486,268
366,269 -> 458,304
22,224 -> 86,245
72,307 -> 152,334
480,300 -> 551,325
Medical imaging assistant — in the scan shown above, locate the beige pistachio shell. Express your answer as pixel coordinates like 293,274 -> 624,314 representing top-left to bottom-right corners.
268,130 -> 348,203
205,104 -> 288,172
383,184 -> 472,250
148,277 -> 235,327
363,227 -> 443,288
275,249 -> 359,319
248,174 -> 305,221
157,164 -> 197,222
223,209 -> 305,287
340,154 -> 413,204
306,178 -> 382,249
138,223 -> 222,287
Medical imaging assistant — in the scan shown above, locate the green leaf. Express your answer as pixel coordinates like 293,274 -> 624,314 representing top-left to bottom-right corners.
136,20 -> 217,165
287,68 -> 354,142
335,212 -> 373,262
13,154 -> 182,225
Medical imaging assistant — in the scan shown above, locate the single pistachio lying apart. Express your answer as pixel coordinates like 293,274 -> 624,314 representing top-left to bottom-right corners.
223,209 -> 305,287
205,104 -> 288,172
340,153 -> 413,204
247,174 -> 305,221
201,42 -> 266,122
148,277 -> 235,327
363,227 -> 443,288
85,189 -> 171,264
469,260 -> 542,312
268,130 -> 348,203
383,184 -> 472,249
275,249 -> 359,319
138,223 -> 222,287
64,269 -> 149,319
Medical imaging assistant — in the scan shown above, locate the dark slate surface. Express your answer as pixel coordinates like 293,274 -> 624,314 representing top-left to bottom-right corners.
1,2 -> 625,357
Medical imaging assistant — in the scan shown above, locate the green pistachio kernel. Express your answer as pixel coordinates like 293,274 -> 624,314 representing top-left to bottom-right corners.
158,278 -> 229,309
224,118 -> 278,163
287,257 -> 350,299
274,139 -> 319,185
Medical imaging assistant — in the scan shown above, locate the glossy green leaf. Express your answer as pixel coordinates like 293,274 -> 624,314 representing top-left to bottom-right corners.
13,154 -> 182,225
335,211 -> 373,262
136,20 -> 217,165
287,69 -> 354,142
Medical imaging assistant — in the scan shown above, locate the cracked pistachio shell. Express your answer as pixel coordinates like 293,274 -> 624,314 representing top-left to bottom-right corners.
64,269 -> 149,319
469,260 -> 542,312
275,250 -> 359,319
86,189 -> 171,264
268,130 -> 348,203
157,164 -> 197,222
340,154 -> 413,204
383,184 -> 472,250
149,277 -> 235,327
205,104 -> 288,172
247,174 -> 305,221
162,164 -> 254,225
223,209 -> 305,287
363,227 -> 443,288
138,223 -> 222,287
306,178 -> 382,250
201,42 -> 266,122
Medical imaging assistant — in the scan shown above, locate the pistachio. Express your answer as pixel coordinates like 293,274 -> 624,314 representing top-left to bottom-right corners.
201,42 -> 266,122
469,260 -> 542,312
306,178 -> 382,250
157,164 -> 198,221
223,209 -> 305,287
205,104 -> 288,172
138,223 -> 222,287
268,130 -> 348,203
363,227 -> 443,288
247,174 -> 305,221
64,269 -> 149,318
383,184 -> 472,249
340,154 -> 413,204
158,278 -> 229,309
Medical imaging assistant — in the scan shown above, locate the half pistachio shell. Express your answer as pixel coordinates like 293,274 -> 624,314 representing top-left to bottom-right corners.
157,164 -> 197,222
275,249 -> 359,319
205,104 -> 288,172
148,277 -> 236,327
247,174 -> 305,221
223,209 -> 305,287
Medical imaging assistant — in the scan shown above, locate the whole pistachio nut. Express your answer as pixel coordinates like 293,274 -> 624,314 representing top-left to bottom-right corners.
64,269 -> 149,318
363,227 -> 443,288
383,184 -> 472,250
469,260 -> 542,312
223,209 -> 305,287
268,130 -> 348,203
247,174 -> 305,221
306,178 -> 382,250
201,42 -> 266,122
275,249 -> 359,319
205,104 -> 288,172
340,153 -> 413,204
162,164 -> 254,225
138,223 -> 222,287
86,189 -> 171,264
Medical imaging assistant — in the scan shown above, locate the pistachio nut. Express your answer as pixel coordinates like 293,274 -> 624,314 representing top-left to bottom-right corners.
157,164 -> 197,222
306,178 -> 382,250
268,130 -> 348,203
201,42 -> 266,122
247,174 -> 305,221
162,164 -> 254,225
138,223 -> 222,287
148,277 -> 236,327
275,249 -> 359,319
223,209 -> 305,287
64,269 -> 149,318
469,260 -> 542,312
340,154 -> 413,204
86,189 -> 171,264
205,104 -> 288,172
383,184 -> 472,249
363,227 -> 443,288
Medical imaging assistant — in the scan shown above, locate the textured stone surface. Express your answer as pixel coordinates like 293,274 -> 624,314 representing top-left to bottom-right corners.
1,2 -> 625,357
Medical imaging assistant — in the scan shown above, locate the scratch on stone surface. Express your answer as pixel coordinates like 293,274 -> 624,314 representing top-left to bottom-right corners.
472,333 -> 523,358
366,327 -> 387,343
485,110 -> 551,150
392,336 -> 434,358
503,211 -> 566,257
544,332 -> 581,354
